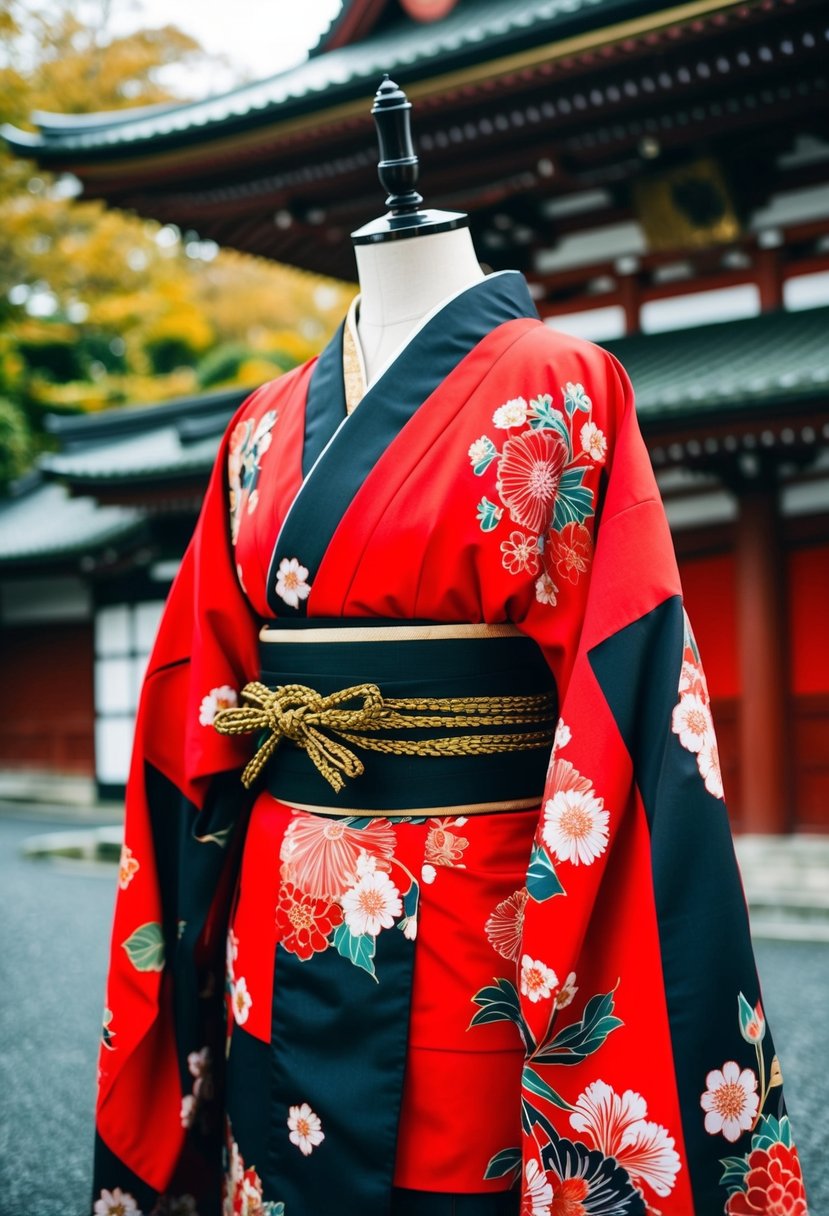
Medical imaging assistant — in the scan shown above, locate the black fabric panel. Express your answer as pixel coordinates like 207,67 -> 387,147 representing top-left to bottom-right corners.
588,596 -> 781,1213
91,1132 -> 159,1214
266,272 -> 539,616
265,921 -> 416,1215
226,1024 -> 272,1187
301,321 -> 346,478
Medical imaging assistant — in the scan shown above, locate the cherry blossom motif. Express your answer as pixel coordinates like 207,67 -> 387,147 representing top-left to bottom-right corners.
496,429 -> 568,533
288,1102 -> 325,1156
555,971 -> 579,1010
725,1141 -> 808,1216
570,1079 -> 681,1197
228,409 -> 278,544
424,821 -> 469,867
701,1061 -> 760,1142
524,1158 -> 553,1216
199,684 -> 238,727
543,760 -> 609,867
520,954 -> 559,1004
549,522 -> 592,585
226,927 -> 239,987
698,736 -> 724,799
275,881 -> 343,960
231,976 -> 253,1026
485,887 -> 528,962
671,692 -> 714,754
535,572 -> 558,606
501,530 -> 541,576
118,844 -> 139,891
93,1190 -> 141,1216
342,853 -> 402,936
468,436 -> 497,473
492,396 -> 529,429
554,719 -> 571,752
580,420 -> 607,463
280,812 -> 396,900
275,556 -> 311,609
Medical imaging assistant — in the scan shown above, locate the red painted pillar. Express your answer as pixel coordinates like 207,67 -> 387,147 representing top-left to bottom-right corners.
734,483 -> 791,833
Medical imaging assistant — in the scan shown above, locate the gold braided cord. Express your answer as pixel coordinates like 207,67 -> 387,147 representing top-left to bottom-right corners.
213,680 -> 555,792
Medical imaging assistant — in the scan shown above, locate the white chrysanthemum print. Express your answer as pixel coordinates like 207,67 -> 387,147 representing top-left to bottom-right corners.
520,954 -> 559,1003
698,736 -> 724,799
524,1158 -> 553,1216
671,693 -> 713,754
342,867 -> 402,936
570,1079 -> 681,1198
93,1190 -> 141,1216
542,786 -> 609,866
580,420 -> 607,462
492,397 -> 529,429
231,976 -> 252,1026
199,685 -> 237,727
556,971 -> 579,1009
118,844 -> 139,891
535,572 -> 558,606
288,1102 -> 324,1156
275,557 -> 311,609
700,1060 -> 759,1142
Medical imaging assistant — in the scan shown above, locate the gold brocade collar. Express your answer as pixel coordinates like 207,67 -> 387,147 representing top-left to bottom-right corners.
343,295 -> 367,415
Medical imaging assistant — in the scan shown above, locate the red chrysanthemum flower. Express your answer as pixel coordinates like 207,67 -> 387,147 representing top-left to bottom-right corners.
725,1142 -> 808,1216
496,429 -> 568,533
275,882 -> 343,961
550,522 -> 592,584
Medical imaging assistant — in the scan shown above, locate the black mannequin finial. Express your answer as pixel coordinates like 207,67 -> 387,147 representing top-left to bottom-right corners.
351,75 -> 467,245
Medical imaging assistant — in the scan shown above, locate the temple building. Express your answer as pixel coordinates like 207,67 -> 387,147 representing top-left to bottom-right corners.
2,0 -> 828,830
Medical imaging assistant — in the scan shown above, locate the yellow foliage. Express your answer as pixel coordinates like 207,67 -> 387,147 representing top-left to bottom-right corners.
235,359 -> 285,389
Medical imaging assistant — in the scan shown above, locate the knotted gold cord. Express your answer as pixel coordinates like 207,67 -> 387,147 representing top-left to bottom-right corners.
212,680 -> 555,793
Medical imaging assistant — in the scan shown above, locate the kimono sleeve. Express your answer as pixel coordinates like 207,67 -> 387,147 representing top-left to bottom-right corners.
91,391 -> 268,1215
510,350 -> 808,1214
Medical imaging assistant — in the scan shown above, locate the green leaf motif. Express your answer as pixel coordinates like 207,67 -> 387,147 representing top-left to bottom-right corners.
719,1155 -> 751,1194
552,467 -> 595,531
522,1066 -> 573,1111
534,989 -> 623,1064
469,977 -> 534,1051
476,496 -> 503,532
526,842 -> 565,902
402,879 -> 420,919
122,922 -> 165,972
484,1147 -> 522,1181
737,991 -> 765,1044
753,1114 -> 794,1151
332,922 -> 377,981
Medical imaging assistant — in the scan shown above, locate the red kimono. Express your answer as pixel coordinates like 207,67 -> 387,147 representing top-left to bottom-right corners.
92,271 -> 808,1216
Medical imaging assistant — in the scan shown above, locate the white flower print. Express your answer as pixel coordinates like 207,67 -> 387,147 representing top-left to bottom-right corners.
570,1079 -> 681,1197
520,954 -> 559,1003
342,865 -> 402,936
524,1158 -> 553,1216
492,396 -> 529,429
231,976 -> 252,1026
275,557 -> 311,609
401,916 -> 418,941
555,971 -> 578,1009
580,420 -> 607,462
421,863 -> 436,885
553,719 -> 571,751
501,530 -> 540,576
700,1060 -> 759,1142
199,685 -> 238,727
118,844 -> 139,890
542,787 -> 609,866
288,1102 -> 325,1156
563,381 -> 592,412
698,736 -> 724,799
535,572 -> 558,606
671,692 -> 714,754
94,1190 -> 141,1216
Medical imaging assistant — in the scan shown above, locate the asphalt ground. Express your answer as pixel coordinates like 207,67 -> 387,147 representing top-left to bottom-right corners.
0,808 -> 825,1216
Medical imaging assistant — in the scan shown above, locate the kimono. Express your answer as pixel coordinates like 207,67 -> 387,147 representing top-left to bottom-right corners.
92,270 -> 809,1216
